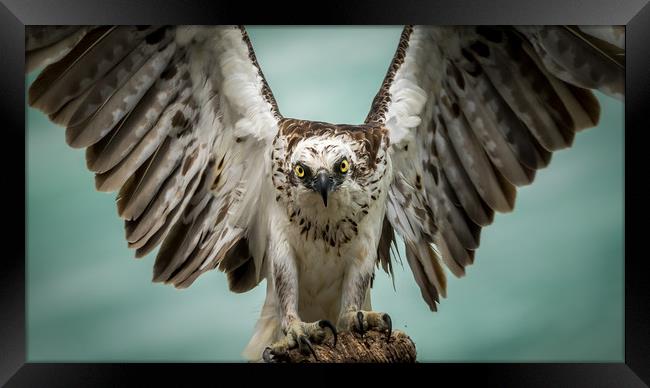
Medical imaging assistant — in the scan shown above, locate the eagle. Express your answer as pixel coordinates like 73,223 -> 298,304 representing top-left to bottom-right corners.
25,25 -> 624,362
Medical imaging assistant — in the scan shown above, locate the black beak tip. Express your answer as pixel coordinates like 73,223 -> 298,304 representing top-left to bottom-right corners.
316,172 -> 331,207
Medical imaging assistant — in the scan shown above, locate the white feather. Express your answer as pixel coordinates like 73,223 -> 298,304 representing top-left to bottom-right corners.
384,27 -> 438,147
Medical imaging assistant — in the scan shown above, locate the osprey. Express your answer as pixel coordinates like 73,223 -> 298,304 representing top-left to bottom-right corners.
26,25 -> 624,361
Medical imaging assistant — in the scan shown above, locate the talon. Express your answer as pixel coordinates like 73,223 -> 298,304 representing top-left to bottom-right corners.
262,347 -> 274,363
298,335 -> 318,360
318,320 -> 338,348
356,311 -> 365,335
383,313 -> 392,342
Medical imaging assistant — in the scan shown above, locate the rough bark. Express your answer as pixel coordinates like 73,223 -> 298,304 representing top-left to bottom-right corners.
279,330 -> 417,363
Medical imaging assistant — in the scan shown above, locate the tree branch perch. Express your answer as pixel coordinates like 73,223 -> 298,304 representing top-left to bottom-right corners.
279,330 -> 417,363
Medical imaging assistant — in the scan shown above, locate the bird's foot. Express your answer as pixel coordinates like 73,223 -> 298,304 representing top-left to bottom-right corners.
262,319 -> 337,363
340,310 -> 392,341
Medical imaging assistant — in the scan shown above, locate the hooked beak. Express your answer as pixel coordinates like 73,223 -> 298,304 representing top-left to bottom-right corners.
313,171 -> 333,207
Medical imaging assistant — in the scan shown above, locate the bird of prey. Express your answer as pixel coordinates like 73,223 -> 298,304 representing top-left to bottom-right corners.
25,25 -> 624,362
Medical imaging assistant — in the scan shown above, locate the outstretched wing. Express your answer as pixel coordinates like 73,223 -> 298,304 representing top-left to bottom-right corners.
27,26 -> 281,292
368,26 -> 624,311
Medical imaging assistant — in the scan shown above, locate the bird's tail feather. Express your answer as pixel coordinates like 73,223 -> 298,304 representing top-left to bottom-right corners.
242,298 -> 282,361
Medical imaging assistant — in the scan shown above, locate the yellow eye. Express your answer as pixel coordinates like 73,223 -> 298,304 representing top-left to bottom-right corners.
294,165 -> 305,178
340,159 -> 350,173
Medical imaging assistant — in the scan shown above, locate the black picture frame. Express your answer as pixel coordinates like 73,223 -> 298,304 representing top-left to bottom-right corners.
2,0 -> 648,386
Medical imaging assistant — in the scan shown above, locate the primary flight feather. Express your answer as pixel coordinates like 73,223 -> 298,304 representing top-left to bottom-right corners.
25,25 -> 624,361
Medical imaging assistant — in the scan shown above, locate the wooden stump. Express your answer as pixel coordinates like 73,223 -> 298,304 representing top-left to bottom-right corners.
277,330 -> 417,363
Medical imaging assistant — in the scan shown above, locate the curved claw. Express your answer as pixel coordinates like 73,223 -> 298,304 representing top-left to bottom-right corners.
298,335 -> 318,360
382,313 -> 392,342
262,347 -> 274,363
318,320 -> 338,348
356,311 -> 365,336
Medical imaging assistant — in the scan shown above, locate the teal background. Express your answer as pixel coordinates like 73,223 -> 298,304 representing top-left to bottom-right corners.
26,26 -> 624,362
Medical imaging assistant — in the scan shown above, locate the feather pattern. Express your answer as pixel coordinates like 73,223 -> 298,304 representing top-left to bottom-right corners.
85,57 -> 191,174
516,26 -> 624,99
26,25 -> 282,291
26,27 -> 89,74
369,25 -> 624,310
26,26 -> 83,51
66,35 -> 176,148
29,26 -> 158,114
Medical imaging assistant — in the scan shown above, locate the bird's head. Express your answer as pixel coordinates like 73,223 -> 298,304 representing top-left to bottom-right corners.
271,119 -> 390,223
288,136 -> 355,208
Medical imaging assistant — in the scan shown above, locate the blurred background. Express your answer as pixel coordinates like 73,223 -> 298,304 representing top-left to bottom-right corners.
26,26 -> 624,362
